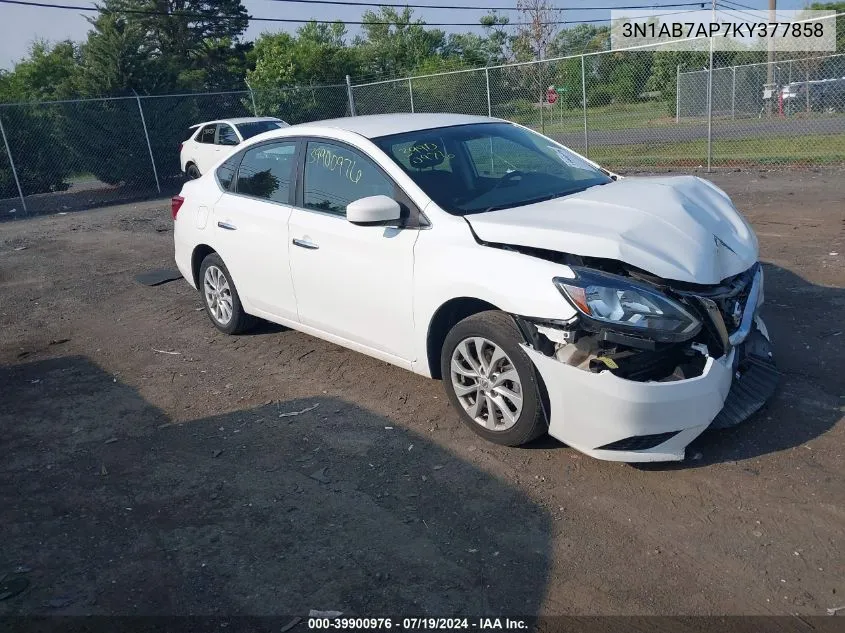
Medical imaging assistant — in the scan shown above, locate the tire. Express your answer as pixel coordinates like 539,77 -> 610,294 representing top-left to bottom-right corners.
186,163 -> 201,180
440,310 -> 547,447
198,253 -> 256,335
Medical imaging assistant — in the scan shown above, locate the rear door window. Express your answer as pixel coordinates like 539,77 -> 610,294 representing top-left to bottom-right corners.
302,141 -> 395,217
217,124 -> 240,146
234,141 -> 297,204
216,153 -> 242,191
197,124 -> 217,144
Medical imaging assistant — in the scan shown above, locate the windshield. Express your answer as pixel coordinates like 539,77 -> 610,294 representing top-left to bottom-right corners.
236,120 -> 284,139
372,122 -> 612,215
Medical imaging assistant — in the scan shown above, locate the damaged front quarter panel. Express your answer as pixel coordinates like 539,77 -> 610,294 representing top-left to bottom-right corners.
508,258 -> 776,462
513,309 -> 734,461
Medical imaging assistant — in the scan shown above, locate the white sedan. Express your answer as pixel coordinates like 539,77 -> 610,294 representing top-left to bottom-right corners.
172,113 -> 777,462
179,117 -> 288,178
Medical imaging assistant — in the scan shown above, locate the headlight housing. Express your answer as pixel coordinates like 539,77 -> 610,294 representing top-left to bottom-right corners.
554,267 -> 701,342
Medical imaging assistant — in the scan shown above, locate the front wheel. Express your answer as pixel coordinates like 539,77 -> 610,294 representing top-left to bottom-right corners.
440,311 -> 547,446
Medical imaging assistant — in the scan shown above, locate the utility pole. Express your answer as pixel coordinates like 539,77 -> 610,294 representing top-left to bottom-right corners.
766,0 -> 776,116
706,0 -> 716,171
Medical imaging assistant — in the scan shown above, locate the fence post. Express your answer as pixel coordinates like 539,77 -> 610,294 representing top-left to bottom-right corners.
706,38 -> 714,172
676,64 -> 681,123
485,67 -> 492,117
0,112 -> 27,214
805,63 -> 810,114
581,55 -> 589,158
133,92 -> 161,195
409,78 -> 415,113
731,66 -> 736,119
346,75 -> 356,117
245,79 -> 258,116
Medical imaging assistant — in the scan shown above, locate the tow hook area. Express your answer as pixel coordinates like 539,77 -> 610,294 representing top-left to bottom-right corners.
710,323 -> 779,429
513,316 -> 709,384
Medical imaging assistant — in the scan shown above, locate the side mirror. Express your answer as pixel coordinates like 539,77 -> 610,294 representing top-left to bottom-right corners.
346,195 -> 402,225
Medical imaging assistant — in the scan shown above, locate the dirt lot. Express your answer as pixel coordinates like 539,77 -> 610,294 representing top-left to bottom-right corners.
0,169 -> 843,617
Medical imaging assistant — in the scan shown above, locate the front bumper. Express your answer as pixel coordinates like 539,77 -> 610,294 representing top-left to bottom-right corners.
525,313 -> 777,463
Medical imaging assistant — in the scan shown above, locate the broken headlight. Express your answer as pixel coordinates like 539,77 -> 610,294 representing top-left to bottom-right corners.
554,267 -> 701,343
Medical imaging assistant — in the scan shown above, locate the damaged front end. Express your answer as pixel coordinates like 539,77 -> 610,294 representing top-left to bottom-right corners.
512,254 -> 778,461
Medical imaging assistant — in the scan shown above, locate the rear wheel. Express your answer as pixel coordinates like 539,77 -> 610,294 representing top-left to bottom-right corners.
441,310 -> 547,446
199,253 -> 255,334
186,163 -> 201,180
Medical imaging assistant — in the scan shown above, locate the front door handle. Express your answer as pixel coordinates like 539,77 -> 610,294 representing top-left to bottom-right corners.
217,221 -> 237,231
292,238 -> 319,250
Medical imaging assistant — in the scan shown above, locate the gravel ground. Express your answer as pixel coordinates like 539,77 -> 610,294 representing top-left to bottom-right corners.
0,168 -> 843,617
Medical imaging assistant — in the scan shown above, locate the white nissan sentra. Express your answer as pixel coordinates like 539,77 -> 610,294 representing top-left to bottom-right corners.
172,113 -> 777,462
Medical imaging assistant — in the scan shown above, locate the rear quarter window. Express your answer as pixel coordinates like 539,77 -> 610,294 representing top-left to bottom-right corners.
197,124 -> 217,144
216,154 -> 242,191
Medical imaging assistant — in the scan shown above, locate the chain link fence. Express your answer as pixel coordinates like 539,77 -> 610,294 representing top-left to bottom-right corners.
0,84 -> 351,216
677,52 -> 845,167
2,22 -> 844,217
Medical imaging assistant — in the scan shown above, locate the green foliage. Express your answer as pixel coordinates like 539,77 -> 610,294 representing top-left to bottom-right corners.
0,106 -> 72,197
549,24 -> 608,57
355,8 -> 446,78
247,23 -> 357,122
647,50 -> 709,116
809,2 -> 845,52
6,40 -> 81,101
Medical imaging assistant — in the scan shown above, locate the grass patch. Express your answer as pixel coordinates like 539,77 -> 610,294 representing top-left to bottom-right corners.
587,134 -> 845,168
509,101 -> 845,134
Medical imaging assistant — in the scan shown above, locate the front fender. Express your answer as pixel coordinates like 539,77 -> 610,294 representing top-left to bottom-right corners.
411,218 -> 577,375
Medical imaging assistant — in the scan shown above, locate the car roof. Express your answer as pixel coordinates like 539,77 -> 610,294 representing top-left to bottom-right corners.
190,117 -> 282,129
281,113 -> 500,139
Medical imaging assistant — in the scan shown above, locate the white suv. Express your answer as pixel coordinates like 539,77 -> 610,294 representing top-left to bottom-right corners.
172,113 -> 776,463
179,117 -> 288,179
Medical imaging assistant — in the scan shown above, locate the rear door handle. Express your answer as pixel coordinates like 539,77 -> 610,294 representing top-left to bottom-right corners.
292,238 -> 319,250
217,221 -> 237,231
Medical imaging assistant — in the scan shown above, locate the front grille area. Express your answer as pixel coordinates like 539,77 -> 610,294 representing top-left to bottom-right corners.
710,328 -> 780,429
706,268 -> 755,332
671,264 -> 758,354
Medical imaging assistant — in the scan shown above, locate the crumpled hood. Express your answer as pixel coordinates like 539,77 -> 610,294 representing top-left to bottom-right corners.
466,175 -> 758,284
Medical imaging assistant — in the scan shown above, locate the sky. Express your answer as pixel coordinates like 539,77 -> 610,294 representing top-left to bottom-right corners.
0,0 -> 811,71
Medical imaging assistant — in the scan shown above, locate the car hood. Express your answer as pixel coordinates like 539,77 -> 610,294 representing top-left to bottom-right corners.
465,175 -> 758,284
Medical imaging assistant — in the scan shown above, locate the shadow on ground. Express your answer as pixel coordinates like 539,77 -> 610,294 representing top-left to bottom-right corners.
0,355 -> 552,615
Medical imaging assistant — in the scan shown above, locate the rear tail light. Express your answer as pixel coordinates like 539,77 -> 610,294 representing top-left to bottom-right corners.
171,195 -> 185,220
179,142 -> 183,152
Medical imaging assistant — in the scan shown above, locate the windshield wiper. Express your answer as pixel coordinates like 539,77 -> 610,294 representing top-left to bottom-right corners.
478,192 -> 565,214
472,180 -> 611,215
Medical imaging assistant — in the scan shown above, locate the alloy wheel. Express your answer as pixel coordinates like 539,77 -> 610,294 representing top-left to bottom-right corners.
450,336 -> 524,431
203,265 -> 233,326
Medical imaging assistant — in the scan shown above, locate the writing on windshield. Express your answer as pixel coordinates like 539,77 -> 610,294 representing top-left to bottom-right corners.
373,123 -> 611,216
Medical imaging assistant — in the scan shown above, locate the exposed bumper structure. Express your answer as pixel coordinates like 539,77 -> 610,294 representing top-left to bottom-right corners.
524,264 -> 777,462
526,345 -> 735,462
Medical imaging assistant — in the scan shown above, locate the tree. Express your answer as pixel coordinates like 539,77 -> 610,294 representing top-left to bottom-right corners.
442,33 -> 489,69
247,23 -> 357,122
508,0 -> 561,130
480,12 -> 512,65
549,24 -> 608,58
355,8 -> 446,78
4,40 -> 81,101
77,12 -> 153,96
0,41 -> 82,197
512,0 -> 560,63
647,49 -> 709,116
80,0 -> 250,95
809,2 -> 845,52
